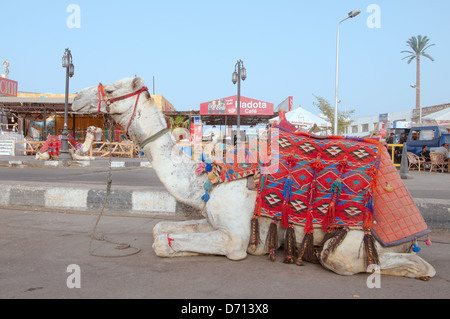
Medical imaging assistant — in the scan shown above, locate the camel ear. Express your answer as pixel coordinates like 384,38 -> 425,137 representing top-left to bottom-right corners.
131,77 -> 145,91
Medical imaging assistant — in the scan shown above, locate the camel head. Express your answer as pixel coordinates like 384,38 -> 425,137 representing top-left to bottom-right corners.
72,77 -> 150,116
86,126 -> 102,136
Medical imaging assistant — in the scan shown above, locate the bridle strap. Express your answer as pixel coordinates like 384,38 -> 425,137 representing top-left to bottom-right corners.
96,83 -> 149,135
108,86 -> 148,104
124,86 -> 148,134
97,83 -> 106,115
139,128 -> 170,149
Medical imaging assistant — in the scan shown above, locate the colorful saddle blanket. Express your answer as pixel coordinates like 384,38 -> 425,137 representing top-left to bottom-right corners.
197,122 -> 430,247
40,135 -> 82,156
254,127 -> 381,234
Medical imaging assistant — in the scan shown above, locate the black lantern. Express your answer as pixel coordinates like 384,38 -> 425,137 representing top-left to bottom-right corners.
232,60 -> 247,147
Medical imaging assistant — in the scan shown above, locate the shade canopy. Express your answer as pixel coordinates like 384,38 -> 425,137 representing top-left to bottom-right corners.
423,108 -> 450,125
269,107 -> 331,128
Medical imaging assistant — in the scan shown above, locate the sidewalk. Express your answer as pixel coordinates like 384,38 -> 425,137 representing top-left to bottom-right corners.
0,155 -> 449,230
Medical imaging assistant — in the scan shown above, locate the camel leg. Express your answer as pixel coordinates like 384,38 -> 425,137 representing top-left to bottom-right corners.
379,252 -> 436,280
152,181 -> 254,260
319,230 -> 436,279
153,228 -> 249,261
152,219 -> 214,237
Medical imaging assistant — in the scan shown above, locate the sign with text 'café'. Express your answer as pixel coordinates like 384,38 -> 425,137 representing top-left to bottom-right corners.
200,95 -> 274,116
0,77 -> 18,97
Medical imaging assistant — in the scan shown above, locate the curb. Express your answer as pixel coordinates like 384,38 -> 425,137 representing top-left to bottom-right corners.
0,183 -> 201,217
414,198 -> 450,230
1,159 -> 152,169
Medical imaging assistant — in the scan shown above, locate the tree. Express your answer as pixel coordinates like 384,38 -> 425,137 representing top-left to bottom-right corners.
401,35 -> 435,110
312,95 -> 354,135
167,115 -> 189,131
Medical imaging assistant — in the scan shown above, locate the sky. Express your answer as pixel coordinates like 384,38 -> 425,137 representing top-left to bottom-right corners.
2,0 -> 450,119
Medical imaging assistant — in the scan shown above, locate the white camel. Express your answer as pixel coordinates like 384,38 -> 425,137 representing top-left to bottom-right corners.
72,77 -> 436,280
35,126 -> 102,161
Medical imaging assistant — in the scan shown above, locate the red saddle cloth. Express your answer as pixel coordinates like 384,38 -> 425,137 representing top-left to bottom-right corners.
40,136 -> 62,156
39,135 -> 81,156
253,124 -> 430,247
203,121 -> 430,248
256,127 -> 381,233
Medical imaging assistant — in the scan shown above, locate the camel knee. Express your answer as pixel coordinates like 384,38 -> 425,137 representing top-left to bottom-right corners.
227,250 -> 247,261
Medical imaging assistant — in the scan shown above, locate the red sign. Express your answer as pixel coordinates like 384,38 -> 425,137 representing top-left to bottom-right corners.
0,78 -> 18,97
200,95 -> 274,116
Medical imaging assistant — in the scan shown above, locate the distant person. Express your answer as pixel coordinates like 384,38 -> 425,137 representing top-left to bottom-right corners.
393,133 -> 407,163
419,145 -> 431,162
399,133 -> 407,144
387,133 -> 394,144
434,143 -> 450,159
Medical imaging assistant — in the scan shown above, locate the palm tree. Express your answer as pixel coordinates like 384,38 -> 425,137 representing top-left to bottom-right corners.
401,35 -> 435,112
167,115 -> 189,131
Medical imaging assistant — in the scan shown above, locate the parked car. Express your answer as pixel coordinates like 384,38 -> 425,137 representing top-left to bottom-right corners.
406,125 -> 450,155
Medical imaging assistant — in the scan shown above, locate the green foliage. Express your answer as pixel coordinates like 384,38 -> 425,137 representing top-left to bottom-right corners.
401,35 -> 435,64
312,95 -> 355,135
168,115 -> 189,131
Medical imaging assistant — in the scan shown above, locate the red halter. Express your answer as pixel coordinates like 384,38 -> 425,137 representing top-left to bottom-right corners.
97,83 -> 149,134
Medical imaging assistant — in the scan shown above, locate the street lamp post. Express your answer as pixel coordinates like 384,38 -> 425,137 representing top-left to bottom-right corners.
334,9 -> 361,136
60,48 -> 74,161
232,59 -> 246,146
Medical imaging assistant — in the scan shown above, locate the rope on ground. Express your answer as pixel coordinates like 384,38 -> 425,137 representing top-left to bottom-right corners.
89,116 -> 141,258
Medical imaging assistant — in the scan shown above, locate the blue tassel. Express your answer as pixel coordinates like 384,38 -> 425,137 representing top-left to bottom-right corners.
412,240 -> 421,253
201,191 -> 210,202
282,178 -> 293,201
367,193 -> 374,214
205,163 -> 213,172
203,180 -> 212,191
330,180 -> 342,197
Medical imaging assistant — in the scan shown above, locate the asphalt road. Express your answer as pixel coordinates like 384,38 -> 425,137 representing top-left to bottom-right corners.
1,207 -> 449,300
0,166 -> 165,190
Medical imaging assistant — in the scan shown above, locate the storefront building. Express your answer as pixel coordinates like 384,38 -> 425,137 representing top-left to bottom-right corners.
0,91 -> 176,142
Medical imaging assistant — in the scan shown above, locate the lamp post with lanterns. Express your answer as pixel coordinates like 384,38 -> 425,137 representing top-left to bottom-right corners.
232,59 -> 246,146
60,48 -> 74,161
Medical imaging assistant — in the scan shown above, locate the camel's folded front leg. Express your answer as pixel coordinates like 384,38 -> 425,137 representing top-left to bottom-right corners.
153,219 -> 214,238
152,229 -> 248,261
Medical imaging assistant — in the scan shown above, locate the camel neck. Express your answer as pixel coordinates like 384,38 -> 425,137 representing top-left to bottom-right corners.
123,97 -> 170,147
116,96 -> 205,209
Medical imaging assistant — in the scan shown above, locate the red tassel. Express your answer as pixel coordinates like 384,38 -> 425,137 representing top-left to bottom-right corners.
304,209 -> 314,234
322,201 -> 336,231
363,211 -> 373,230
254,195 -> 262,217
281,201 -> 290,228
